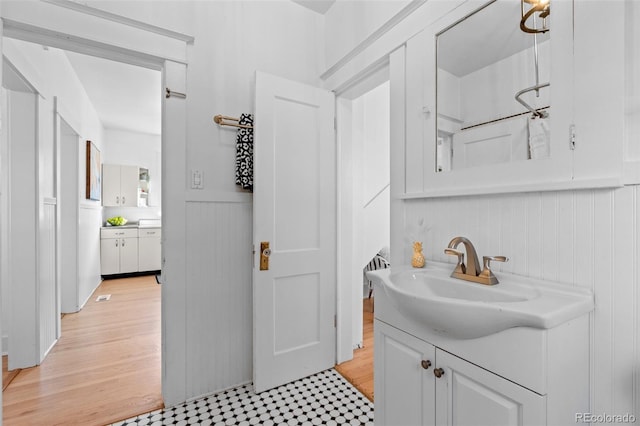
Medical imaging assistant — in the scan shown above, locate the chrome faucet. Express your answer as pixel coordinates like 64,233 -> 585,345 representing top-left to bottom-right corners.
444,237 -> 508,285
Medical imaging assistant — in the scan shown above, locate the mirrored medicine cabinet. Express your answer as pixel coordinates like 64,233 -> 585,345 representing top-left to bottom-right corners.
398,0 -> 625,197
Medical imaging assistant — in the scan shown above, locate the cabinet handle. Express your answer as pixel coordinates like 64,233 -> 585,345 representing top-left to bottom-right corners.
434,368 -> 445,378
116,196 -> 120,204
122,196 -> 126,204
421,360 -> 432,370
115,240 -> 118,247
121,239 -> 125,246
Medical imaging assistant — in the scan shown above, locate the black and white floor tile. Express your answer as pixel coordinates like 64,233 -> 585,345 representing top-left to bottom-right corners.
112,369 -> 374,426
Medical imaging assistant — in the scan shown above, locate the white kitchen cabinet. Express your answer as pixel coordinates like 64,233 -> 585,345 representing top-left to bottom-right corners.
375,321 -> 545,426
138,228 -> 161,271
102,164 -> 140,207
100,228 -> 138,275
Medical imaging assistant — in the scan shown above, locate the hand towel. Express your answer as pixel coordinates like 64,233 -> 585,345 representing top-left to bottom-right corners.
235,113 -> 254,191
528,115 -> 550,160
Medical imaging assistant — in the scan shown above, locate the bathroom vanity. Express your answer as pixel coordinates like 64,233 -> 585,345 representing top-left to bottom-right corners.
369,264 -> 593,426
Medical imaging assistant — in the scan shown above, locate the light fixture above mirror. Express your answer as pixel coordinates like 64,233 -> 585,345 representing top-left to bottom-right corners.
521,0 -> 550,34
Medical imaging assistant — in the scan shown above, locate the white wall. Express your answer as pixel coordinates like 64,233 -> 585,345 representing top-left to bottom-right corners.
459,40 -> 550,127
102,128 -> 161,222
2,38 -> 105,331
353,81 -> 390,273
402,187 -> 640,418
350,81 -> 390,350
41,0 -> 324,402
324,0 -> 411,68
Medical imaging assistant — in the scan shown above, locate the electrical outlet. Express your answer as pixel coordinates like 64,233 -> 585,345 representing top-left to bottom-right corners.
191,169 -> 204,189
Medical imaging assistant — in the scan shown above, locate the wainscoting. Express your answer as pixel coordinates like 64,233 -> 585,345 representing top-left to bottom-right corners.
184,199 -> 253,397
401,185 -> 640,417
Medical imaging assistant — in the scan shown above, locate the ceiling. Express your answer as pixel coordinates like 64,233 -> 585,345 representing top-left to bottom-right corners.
437,0 -> 549,77
65,50 -> 161,135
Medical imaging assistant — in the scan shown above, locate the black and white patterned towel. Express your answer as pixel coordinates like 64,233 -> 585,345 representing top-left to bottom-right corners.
235,113 -> 254,191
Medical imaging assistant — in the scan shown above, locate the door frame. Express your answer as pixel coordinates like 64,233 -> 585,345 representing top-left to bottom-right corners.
0,5 -> 191,407
335,61 -> 391,364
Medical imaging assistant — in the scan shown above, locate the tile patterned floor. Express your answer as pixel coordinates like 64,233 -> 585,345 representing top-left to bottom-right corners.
112,369 -> 374,426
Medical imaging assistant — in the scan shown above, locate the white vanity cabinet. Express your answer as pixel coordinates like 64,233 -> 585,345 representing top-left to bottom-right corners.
100,228 -> 139,275
138,228 -> 161,271
375,321 -> 545,426
374,280 -> 590,426
102,164 -> 141,207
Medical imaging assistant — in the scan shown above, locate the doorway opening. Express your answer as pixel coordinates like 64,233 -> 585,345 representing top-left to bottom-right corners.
1,36 -> 163,424
335,68 -> 391,402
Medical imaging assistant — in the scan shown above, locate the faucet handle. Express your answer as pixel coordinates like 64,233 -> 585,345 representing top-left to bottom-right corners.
444,248 -> 466,274
479,256 -> 509,284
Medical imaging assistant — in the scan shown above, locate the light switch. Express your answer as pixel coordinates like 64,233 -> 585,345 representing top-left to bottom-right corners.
191,170 -> 204,189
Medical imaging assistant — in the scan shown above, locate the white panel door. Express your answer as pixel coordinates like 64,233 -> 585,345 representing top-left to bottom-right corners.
253,71 -> 336,393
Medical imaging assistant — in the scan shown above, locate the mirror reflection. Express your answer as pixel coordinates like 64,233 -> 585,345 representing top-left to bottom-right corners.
436,0 -> 550,172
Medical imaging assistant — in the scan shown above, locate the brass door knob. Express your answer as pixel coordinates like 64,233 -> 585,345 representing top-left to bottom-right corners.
421,360 -> 432,370
433,368 -> 445,378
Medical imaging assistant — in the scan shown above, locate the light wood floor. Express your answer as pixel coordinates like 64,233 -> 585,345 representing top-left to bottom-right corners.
335,298 -> 374,401
2,275 -> 163,426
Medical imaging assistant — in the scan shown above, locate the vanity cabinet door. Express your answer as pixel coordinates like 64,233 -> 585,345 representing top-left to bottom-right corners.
375,320 -> 436,426
434,349 -> 546,426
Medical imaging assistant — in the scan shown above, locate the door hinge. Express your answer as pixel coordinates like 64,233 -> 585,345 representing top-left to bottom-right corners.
334,116 -> 337,131
252,244 -> 255,268
334,315 -> 337,328
569,124 -> 576,150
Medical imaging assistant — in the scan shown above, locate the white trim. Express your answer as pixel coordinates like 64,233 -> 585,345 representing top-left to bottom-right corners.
399,177 -> 625,199
623,160 -> 640,185
2,19 -> 172,69
42,0 -> 195,44
185,190 -> 252,203
321,0 -> 426,80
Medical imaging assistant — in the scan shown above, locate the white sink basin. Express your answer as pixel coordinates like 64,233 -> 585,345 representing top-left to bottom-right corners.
368,265 -> 594,339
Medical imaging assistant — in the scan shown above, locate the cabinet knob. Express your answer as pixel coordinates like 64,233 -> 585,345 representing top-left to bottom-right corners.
421,360 -> 432,370
434,368 -> 445,378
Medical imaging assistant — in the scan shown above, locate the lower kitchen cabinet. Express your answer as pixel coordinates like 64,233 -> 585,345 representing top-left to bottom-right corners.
100,228 -> 139,275
375,320 -> 546,426
100,227 -> 161,275
138,228 -> 161,271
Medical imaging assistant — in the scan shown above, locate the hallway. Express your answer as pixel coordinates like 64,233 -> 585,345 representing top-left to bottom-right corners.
2,275 -> 162,425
